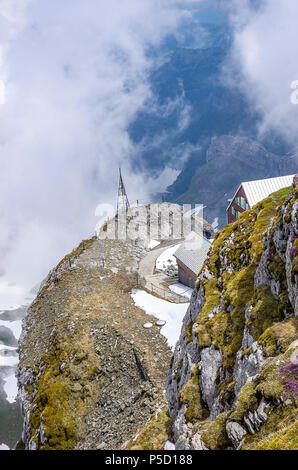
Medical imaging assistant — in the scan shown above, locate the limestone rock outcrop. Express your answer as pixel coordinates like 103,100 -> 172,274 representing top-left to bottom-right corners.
163,176 -> 298,450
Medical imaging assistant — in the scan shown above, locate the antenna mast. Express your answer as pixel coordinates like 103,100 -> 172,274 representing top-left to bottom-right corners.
117,168 -> 130,214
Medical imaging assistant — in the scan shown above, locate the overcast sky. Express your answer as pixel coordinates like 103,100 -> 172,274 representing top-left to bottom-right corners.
227,0 -> 298,148
0,0 -> 191,296
0,0 -> 297,301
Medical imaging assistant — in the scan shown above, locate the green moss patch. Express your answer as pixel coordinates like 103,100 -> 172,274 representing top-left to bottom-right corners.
258,318 -> 298,357
242,406 -> 298,450
126,412 -> 173,450
185,320 -> 194,345
252,419 -> 298,450
248,285 -> 282,341
201,412 -> 231,450
230,381 -> 258,421
194,188 -> 292,375
178,366 -> 209,423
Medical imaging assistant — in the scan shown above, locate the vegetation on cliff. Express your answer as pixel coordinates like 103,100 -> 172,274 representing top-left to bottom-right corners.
17,180 -> 297,451
138,178 -> 297,451
195,187 -> 293,372
125,412 -> 173,450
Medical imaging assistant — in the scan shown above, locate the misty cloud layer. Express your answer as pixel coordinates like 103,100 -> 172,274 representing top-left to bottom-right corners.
0,0 -> 194,293
0,0 -> 297,301
226,0 -> 298,151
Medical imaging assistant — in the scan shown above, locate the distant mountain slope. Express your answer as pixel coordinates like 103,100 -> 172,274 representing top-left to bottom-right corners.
129,41 -> 262,173
129,22 -> 274,171
129,22 -> 292,217
167,136 -> 297,227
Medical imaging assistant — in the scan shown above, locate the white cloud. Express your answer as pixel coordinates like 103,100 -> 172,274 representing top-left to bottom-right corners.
226,0 -> 298,150
0,0 -> 202,291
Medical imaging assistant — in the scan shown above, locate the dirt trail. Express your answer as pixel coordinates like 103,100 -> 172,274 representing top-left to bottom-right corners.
138,241 -> 189,303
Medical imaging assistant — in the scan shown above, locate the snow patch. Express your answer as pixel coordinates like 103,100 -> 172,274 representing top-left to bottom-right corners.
131,288 -> 188,350
3,373 -> 18,403
169,283 -> 193,300
0,443 -> 9,450
156,244 -> 180,272
148,239 -> 160,250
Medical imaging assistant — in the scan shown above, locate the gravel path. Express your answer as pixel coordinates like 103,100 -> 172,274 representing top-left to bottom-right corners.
138,241 -> 189,303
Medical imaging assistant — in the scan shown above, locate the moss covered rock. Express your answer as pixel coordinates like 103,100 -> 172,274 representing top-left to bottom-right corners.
166,179 -> 298,451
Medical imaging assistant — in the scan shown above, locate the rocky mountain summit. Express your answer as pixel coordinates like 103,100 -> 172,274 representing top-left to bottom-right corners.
16,185 -> 297,450
130,176 -> 298,450
17,236 -> 173,450
17,201 -> 212,450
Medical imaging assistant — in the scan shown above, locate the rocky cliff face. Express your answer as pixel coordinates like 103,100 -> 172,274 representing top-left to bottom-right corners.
17,236 -> 173,450
131,176 -> 297,450
166,176 -> 298,450
16,201 -> 213,451
17,188 -> 297,451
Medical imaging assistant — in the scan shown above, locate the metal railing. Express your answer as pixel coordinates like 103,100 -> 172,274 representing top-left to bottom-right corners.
135,275 -> 189,304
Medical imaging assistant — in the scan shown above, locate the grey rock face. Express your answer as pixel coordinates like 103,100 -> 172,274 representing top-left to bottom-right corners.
166,288 -> 202,418
255,246 -> 280,299
17,365 -> 36,445
172,406 -> 208,450
284,180 -> 298,314
234,341 -> 265,398
165,176 -> 298,450
172,405 -> 188,443
39,424 -> 47,446
255,175 -> 298,315
164,440 -> 175,451
166,270 -> 224,445
191,433 -> 208,450
172,406 -> 194,450
206,136 -> 282,171
28,438 -> 37,451
233,305 -> 265,398
199,345 -> 222,419
226,398 -> 269,449
226,421 -> 247,448
243,398 -> 268,435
